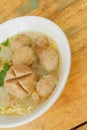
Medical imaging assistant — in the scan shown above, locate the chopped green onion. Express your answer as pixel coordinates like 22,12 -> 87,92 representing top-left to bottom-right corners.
1,38 -> 9,46
0,63 -> 10,86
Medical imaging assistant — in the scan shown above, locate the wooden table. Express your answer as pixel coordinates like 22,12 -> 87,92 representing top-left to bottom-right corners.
0,0 -> 87,130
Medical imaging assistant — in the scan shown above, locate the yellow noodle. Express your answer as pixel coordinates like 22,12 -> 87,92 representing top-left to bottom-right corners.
0,105 -> 34,115
49,41 -> 57,50
28,107 -> 34,113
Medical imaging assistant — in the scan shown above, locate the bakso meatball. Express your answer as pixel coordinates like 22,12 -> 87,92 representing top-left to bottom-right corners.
4,65 -> 37,99
18,73 -> 37,95
5,80 -> 28,99
9,34 -> 31,51
39,49 -> 58,72
36,75 -> 57,97
35,36 -> 48,55
5,64 -> 33,81
35,36 -> 48,48
12,46 -> 35,65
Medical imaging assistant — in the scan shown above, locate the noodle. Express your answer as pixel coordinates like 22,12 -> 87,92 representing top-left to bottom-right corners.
49,40 -> 57,50
0,105 -> 34,115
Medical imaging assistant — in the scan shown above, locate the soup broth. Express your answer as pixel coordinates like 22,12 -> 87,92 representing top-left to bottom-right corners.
0,32 -> 61,115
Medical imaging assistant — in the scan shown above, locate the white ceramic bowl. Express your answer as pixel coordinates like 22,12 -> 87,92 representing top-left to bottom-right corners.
0,16 -> 71,128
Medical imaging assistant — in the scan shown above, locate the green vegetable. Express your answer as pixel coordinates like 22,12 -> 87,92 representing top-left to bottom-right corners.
0,63 -> 10,86
1,39 -> 9,46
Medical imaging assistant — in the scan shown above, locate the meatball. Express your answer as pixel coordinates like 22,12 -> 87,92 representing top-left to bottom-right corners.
9,34 -> 31,51
5,80 -> 28,99
5,64 -> 33,81
36,75 -> 57,97
4,65 -> 37,99
12,46 -> 35,65
18,74 -> 37,95
35,36 -> 48,48
35,36 -> 48,55
39,49 -> 58,72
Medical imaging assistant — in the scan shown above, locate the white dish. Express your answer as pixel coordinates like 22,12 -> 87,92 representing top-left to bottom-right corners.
0,16 -> 71,128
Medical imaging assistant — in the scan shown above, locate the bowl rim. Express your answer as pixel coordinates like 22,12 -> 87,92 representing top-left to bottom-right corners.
0,16 -> 71,128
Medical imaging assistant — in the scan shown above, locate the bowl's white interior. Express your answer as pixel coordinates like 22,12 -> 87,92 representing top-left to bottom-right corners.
0,16 -> 71,128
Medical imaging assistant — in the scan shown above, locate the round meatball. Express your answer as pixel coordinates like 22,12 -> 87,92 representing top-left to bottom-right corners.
35,36 -> 48,55
9,34 -> 31,51
35,36 -> 47,48
4,65 -> 37,99
36,75 -> 57,97
39,49 -> 58,72
12,46 -> 35,65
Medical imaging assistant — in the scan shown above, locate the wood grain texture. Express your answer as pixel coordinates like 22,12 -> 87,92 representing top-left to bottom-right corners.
0,0 -> 87,130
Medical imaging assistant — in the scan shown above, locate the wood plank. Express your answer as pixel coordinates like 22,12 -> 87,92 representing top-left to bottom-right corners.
71,121 -> 87,130
0,0 -> 77,23
77,124 -> 87,130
